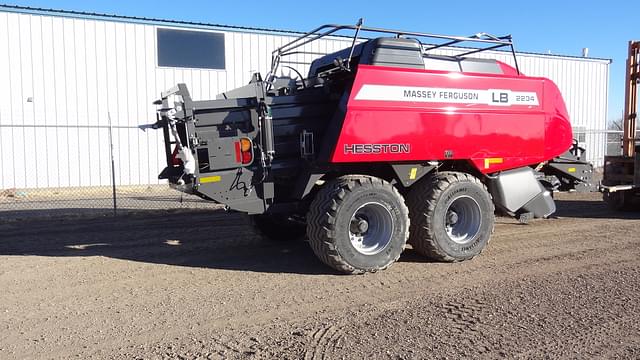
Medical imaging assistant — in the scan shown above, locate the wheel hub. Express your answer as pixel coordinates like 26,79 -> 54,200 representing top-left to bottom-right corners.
444,195 -> 482,245
446,210 -> 459,225
349,202 -> 394,255
350,218 -> 369,234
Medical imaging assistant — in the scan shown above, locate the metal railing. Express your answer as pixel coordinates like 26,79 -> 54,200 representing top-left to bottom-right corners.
269,20 -> 519,81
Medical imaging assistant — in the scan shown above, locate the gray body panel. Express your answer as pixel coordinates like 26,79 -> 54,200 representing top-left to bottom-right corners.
360,37 -> 424,69
158,80 -> 339,214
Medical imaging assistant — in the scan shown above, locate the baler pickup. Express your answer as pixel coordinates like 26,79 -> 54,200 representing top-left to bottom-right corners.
150,21 -> 581,274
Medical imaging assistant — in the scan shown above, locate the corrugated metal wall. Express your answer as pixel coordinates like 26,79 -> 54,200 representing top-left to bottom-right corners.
0,10 -> 610,190
0,11 -> 352,189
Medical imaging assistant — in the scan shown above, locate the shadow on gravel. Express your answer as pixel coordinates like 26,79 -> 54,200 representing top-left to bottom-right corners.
554,200 -> 640,219
0,208 -> 118,221
0,209 -> 337,275
2,196 -> 634,274
397,248 -> 436,264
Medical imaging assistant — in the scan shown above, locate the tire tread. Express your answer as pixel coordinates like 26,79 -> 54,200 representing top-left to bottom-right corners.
407,171 -> 494,262
307,175 -> 410,274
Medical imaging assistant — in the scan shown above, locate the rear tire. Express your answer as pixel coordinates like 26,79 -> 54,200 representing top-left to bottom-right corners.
407,171 -> 494,262
306,175 -> 410,274
251,214 -> 306,241
603,190 -> 638,211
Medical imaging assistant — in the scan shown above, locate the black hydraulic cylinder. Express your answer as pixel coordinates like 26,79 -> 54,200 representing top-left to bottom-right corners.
262,106 -> 275,164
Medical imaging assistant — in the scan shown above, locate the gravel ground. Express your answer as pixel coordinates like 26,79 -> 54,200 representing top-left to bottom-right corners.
0,192 -> 639,359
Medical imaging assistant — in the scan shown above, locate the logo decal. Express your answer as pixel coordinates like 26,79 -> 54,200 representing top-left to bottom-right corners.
355,84 -> 539,106
344,143 -> 411,154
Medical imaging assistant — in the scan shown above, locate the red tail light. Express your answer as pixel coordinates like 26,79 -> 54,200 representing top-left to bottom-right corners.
242,151 -> 252,164
234,141 -> 242,163
234,138 -> 253,165
171,146 -> 182,166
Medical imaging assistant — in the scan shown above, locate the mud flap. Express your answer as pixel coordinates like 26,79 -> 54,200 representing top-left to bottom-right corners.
487,167 -> 556,219
520,190 -> 556,218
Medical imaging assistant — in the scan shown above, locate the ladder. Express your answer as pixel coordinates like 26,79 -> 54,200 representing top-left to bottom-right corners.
623,41 -> 640,157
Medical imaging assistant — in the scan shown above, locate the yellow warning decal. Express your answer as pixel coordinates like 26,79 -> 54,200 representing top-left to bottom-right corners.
484,158 -> 503,169
200,175 -> 221,184
568,167 -> 576,173
409,167 -> 418,180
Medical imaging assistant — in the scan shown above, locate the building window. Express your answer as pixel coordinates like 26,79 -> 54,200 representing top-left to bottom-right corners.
157,28 -> 225,70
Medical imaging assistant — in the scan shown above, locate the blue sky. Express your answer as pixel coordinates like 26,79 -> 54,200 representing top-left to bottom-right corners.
6,0 -> 636,122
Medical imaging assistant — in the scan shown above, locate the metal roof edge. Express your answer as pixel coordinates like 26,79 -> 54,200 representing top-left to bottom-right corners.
0,3 -> 308,36
0,4 -> 613,63
511,49 -> 612,64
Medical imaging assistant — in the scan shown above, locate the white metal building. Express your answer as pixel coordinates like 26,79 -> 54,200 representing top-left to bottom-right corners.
0,5 -> 611,190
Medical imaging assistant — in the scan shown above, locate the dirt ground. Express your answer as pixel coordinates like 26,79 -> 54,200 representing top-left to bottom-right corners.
0,192 -> 639,359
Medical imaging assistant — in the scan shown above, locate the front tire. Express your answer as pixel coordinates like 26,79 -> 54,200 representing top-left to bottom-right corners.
407,172 -> 494,262
306,175 -> 410,274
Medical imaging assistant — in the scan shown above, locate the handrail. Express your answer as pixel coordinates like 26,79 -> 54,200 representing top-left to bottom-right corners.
268,21 -> 521,84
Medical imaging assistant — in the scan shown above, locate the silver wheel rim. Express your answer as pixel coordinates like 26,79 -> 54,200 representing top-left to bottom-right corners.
444,195 -> 482,244
349,202 -> 394,255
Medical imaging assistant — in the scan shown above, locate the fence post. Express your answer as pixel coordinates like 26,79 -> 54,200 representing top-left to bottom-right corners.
108,113 -> 117,216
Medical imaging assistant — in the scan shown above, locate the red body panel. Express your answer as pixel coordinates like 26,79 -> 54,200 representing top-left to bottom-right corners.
331,65 -> 573,174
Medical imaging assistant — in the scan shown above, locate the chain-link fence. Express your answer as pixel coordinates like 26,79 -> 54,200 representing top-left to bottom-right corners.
0,184 -> 221,219
0,121 -> 221,221
0,127 -> 630,221
572,129 -> 626,158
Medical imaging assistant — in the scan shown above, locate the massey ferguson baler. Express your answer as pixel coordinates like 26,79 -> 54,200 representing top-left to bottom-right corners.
149,23 -> 581,274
